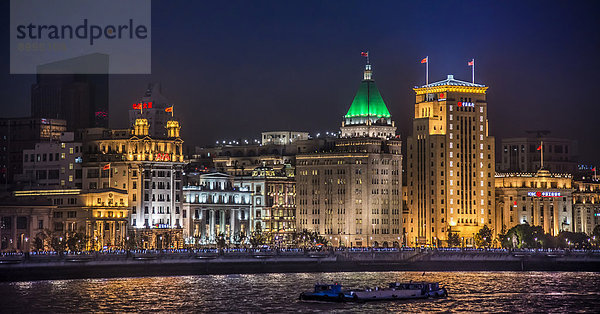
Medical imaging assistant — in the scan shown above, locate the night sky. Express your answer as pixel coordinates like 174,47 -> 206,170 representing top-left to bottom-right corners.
1,1 -> 599,163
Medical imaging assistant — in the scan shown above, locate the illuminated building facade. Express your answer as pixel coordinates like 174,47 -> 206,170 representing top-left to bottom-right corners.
572,179 -> 600,234
406,75 -> 495,247
199,137 -> 325,176
495,170 -> 573,236
296,62 -> 403,247
13,188 -> 129,250
235,166 -> 296,244
262,131 -> 309,145
18,132 -> 83,189
182,173 -> 251,245
0,200 -> 52,252
81,114 -> 185,249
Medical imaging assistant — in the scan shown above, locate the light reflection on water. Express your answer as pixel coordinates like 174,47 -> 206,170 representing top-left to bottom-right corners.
1,272 -> 599,313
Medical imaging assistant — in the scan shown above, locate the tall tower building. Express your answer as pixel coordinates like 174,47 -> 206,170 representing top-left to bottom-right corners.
406,75 -> 495,247
31,53 -> 109,130
129,83 -> 174,138
297,61 -> 403,247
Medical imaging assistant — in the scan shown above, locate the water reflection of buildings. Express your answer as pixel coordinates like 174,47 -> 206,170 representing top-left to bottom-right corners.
183,173 -> 251,245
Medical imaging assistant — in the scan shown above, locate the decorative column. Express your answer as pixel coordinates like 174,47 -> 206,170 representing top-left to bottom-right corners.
230,209 -> 236,243
210,209 -> 216,242
220,210 -> 225,234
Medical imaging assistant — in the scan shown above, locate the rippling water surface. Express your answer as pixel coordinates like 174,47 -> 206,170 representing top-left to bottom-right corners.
1,272 -> 599,312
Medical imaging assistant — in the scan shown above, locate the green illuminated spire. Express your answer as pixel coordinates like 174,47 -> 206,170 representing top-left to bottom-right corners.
344,64 -> 391,120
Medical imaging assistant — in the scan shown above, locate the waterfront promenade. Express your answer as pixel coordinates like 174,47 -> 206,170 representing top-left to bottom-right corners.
1,248 -> 599,281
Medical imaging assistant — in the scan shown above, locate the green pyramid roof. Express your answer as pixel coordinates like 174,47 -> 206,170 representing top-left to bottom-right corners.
344,79 -> 391,119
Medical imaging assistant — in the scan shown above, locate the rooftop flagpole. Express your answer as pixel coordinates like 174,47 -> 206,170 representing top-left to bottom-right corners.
540,141 -> 544,170
426,56 -> 429,85
472,59 -> 475,84
468,59 -> 475,84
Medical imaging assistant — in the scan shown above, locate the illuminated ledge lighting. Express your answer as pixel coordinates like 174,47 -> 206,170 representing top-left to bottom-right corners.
344,114 -> 391,118
495,172 -> 572,178
413,85 -> 488,95
297,154 -> 369,159
14,189 -> 81,197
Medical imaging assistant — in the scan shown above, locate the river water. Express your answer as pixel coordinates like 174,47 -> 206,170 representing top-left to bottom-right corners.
0,272 -> 599,312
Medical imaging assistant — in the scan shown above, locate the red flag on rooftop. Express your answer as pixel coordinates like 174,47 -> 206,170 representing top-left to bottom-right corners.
165,106 -> 173,113
468,59 -> 474,66
421,57 -> 428,64
361,52 -> 368,57
103,163 -> 111,170
537,144 -> 542,151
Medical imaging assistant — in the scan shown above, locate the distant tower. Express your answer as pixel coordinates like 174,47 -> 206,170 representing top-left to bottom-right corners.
340,60 -> 396,139
129,83 -> 173,138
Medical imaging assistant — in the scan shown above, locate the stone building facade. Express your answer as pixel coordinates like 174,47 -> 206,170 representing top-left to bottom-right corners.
406,75 -> 495,247
572,179 -> 600,235
494,170 -> 573,236
81,115 -> 185,249
182,173 -> 251,245
296,62 -> 403,247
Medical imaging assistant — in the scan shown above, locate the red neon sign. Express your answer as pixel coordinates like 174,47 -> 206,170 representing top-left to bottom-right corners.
132,101 -> 153,109
155,153 -> 171,161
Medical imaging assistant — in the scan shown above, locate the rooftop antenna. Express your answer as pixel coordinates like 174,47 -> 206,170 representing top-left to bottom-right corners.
361,51 -> 371,127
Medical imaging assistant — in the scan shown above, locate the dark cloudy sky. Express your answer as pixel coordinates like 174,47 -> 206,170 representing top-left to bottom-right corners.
1,0 -> 599,163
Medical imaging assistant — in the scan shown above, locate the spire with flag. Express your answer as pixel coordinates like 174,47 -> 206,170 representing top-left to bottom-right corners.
421,56 -> 428,85
361,51 -> 369,64
537,142 -> 544,169
468,59 -> 475,83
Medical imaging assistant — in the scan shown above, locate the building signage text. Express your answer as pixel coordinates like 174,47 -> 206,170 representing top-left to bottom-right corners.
527,191 -> 561,197
457,101 -> 474,107
132,101 -> 153,109
155,153 -> 171,161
